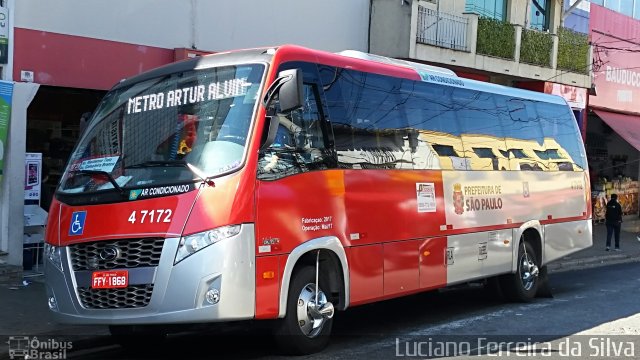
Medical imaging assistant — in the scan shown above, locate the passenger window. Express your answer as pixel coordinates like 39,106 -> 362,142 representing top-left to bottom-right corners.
537,102 -> 586,171
501,98 -> 546,171
324,69 -> 415,170
452,88 -> 508,171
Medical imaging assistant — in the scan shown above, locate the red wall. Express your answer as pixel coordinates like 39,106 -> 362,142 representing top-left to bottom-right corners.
14,28 -> 175,90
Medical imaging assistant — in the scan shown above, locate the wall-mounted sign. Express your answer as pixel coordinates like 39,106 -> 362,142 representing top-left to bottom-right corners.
25,153 -> 42,201
0,7 -> 8,64
544,83 -> 587,109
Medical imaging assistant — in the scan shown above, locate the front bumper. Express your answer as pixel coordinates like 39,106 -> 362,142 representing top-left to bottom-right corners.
45,224 -> 256,325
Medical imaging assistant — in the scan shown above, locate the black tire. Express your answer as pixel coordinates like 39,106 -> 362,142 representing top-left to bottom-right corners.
536,265 -> 553,298
273,266 -> 333,355
500,241 -> 540,302
109,325 -> 167,353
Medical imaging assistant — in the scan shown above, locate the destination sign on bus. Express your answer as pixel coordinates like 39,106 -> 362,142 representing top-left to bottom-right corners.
126,77 -> 252,114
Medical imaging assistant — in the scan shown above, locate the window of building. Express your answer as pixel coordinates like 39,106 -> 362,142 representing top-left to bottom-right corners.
474,147 -> 496,158
432,145 -> 458,157
500,149 -> 528,158
591,0 -> 604,6
530,0 -> 550,30
465,0 -> 508,20
605,0 -> 634,16
605,0 -> 621,12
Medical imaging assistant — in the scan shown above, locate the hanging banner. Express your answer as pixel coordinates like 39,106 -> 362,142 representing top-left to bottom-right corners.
0,81 -> 13,184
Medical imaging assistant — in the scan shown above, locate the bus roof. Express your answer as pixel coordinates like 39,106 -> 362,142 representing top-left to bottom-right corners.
114,44 -> 569,107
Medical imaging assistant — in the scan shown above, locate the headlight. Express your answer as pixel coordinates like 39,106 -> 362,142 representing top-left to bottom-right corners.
174,225 -> 241,264
44,243 -> 63,272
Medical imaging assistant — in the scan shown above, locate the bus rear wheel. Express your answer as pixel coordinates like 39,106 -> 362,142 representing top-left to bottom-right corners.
500,241 -> 540,302
274,266 -> 334,355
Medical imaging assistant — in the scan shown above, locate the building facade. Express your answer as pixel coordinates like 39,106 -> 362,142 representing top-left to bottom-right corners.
2,0 -> 637,267
3,0 -> 371,266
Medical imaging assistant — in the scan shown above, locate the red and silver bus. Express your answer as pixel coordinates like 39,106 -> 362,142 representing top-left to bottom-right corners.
44,45 -> 592,354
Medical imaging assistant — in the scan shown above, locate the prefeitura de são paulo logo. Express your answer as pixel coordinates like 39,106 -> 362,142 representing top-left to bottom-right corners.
452,183 -> 464,215
7,336 -> 72,359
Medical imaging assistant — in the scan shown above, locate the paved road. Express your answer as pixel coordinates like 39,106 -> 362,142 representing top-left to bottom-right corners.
56,262 -> 640,360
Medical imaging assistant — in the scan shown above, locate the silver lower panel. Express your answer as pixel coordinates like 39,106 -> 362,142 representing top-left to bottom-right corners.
544,219 -> 592,265
45,224 -> 256,325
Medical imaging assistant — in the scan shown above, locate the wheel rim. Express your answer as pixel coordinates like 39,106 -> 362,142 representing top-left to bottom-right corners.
296,283 -> 330,338
519,252 -> 538,291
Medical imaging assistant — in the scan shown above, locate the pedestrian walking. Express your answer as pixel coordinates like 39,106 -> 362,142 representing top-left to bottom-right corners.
605,193 -> 623,251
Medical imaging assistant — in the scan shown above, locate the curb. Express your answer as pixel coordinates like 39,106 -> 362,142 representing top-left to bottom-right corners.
548,253 -> 640,273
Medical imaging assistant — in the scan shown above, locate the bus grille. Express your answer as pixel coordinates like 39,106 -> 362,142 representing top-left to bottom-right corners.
69,238 -> 164,271
77,284 -> 154,309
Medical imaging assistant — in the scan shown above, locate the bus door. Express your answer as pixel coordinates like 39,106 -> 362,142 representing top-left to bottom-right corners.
255,61 -> 339,256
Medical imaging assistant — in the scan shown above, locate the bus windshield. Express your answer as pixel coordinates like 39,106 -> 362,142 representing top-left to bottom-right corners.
58,63 -> 265,195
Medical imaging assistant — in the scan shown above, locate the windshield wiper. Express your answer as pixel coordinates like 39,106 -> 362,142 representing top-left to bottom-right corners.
70,170 -> 125,195
125,160 -> 214,187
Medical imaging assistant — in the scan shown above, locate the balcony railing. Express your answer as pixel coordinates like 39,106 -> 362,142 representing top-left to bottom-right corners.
417,6 -> 469,52
476,17 -> 515,60
557,27 -> 589,74
412,8 -> 590,78
520,28 -> 553,67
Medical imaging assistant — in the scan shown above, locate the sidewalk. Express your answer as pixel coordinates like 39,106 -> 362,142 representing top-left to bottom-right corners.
548,215 -> 640,273
1,217 -> 639,356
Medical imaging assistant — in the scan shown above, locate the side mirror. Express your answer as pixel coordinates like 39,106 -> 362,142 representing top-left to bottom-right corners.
262,69 -> 304,113
260,115 -> 280,151
278,69 -> 303,112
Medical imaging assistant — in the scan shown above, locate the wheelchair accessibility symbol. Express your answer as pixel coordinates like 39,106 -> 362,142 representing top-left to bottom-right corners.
69,211 -> 87,236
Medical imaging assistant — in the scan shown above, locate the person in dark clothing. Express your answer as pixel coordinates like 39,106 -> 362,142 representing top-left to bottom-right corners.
40,164 -> 52,213
605,193 -> 623,251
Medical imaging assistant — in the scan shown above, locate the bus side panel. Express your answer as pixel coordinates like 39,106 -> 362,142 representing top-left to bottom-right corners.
440,171 -> 588,231
419,237 -> 447,290
348,244 -> 384,305
383,240 -> 420,296
445,230 -> 513,285
343,170 -> 446,245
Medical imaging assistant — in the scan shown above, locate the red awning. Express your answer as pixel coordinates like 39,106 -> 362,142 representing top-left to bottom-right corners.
594,110 -> 640,151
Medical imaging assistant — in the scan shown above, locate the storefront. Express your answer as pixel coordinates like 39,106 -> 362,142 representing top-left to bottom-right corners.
6,27 -> 212,268
587,4 -> 640,221
16,29 -> 214,207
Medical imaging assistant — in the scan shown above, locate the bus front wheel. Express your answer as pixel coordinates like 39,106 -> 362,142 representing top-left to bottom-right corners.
273,266 -> 334,355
